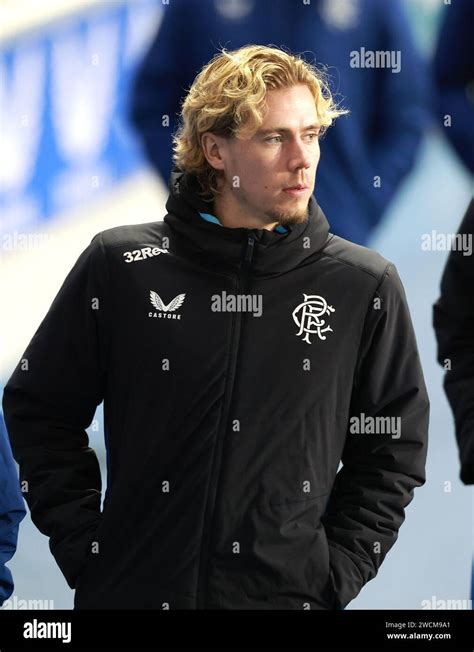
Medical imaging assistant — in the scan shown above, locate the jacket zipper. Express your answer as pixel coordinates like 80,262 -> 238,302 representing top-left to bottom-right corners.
196,234 -> 255,609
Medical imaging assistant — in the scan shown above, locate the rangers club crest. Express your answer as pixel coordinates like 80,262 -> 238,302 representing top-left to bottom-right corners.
292,294 -> 335,344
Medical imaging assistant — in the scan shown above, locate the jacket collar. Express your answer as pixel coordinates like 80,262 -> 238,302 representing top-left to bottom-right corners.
163,166 -> 332,276
199,210 -> 289,233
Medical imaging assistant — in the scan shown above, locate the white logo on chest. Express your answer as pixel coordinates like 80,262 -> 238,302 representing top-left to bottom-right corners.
124,246 -> 168,263
292,294 -> 335,343
148,291 -> 186,320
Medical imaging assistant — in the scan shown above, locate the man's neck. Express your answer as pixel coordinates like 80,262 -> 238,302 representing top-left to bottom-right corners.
212,191 -> 280,231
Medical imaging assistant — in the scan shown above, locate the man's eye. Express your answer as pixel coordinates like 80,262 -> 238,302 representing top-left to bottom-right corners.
265,133 -> 320,144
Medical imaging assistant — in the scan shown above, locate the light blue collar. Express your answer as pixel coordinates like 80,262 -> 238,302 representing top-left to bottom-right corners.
199,212 -> 289,233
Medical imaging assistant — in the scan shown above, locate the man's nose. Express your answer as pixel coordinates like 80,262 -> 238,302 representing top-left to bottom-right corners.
288,138 -> 313,171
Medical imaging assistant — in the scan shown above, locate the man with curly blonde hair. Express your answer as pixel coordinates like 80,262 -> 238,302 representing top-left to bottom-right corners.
171,45 -> 345,232
3,45 -> 429,612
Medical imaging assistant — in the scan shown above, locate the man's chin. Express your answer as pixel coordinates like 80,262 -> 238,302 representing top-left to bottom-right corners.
267,205 -> 310,227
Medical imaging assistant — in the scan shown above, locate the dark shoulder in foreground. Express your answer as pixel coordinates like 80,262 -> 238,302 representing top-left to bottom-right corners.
323,233 -> 393,285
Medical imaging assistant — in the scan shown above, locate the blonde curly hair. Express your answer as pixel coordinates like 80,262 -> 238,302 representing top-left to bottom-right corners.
172,44 -> 347,199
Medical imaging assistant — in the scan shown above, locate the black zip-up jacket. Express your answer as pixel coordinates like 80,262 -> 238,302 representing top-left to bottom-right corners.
2,167 -> 429,610
433,198 -> 474,485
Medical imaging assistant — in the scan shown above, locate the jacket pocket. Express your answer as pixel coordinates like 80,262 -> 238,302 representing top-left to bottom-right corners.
265,486 -> 329,509
249,492 -> 338,609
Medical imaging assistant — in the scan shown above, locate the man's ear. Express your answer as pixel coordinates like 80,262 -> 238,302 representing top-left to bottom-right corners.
201,132 -> 226,172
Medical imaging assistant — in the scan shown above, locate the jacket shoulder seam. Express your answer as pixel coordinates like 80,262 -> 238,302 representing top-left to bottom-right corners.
99,225 -> 169,252
321,250 -> 391,285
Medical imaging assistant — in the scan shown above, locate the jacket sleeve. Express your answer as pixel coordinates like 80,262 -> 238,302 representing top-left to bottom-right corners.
432,199 -> 474,485
1,232 -> 110,589
321,263 -> 429,609
0,420 -> 26,606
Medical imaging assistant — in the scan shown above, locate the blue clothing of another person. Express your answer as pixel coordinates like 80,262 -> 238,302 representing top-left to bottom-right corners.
0,416 -> 26,606
433,0 -> 474,174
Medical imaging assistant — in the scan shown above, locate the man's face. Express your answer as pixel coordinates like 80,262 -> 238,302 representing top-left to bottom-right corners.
214,84 -> 321,227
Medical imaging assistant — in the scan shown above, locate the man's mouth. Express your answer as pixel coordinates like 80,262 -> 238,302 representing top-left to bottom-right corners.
282,185 -> 309,196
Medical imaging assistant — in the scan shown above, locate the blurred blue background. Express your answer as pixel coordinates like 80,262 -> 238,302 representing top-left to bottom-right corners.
0,0 -> 472,610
